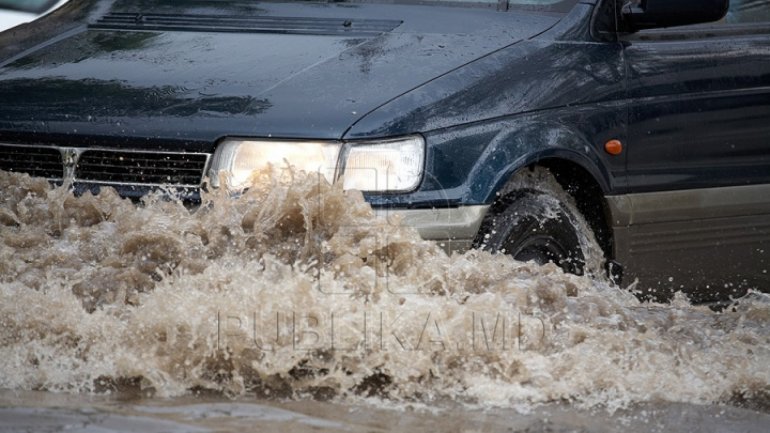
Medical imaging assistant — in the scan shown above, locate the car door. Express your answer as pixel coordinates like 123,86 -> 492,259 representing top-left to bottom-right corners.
618,0 -> 770,302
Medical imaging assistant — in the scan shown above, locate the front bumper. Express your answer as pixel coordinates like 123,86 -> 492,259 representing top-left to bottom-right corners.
373,205 -> 490,254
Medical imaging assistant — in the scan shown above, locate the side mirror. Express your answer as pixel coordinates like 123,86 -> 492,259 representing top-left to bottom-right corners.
621,0 -> 730,32
0,0 -> 59,13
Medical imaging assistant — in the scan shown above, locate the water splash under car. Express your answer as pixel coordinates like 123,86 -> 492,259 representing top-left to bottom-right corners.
0,0 -> 768,303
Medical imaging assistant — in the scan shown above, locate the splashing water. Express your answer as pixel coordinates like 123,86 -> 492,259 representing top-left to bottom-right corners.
0,169 -> 768,412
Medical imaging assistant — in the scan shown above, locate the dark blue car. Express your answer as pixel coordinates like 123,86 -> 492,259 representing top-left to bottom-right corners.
0,0 -> 768,302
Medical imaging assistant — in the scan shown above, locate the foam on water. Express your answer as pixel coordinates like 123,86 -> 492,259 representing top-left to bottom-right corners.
0,169 -> 768,411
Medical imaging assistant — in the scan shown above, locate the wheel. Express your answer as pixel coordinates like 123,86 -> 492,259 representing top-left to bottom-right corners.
475,186 -> 597,276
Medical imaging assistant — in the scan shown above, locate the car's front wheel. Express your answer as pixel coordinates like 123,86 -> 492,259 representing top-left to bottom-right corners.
474,172 -> 603,277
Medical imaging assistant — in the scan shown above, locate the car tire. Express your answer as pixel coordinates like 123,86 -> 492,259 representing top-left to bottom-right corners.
475,186 -> 598,277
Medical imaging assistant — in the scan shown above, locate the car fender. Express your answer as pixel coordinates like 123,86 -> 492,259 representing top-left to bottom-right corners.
445,115 -> 617,205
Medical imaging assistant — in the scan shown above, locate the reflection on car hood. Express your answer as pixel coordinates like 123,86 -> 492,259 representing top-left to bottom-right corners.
0,2 -> 559,145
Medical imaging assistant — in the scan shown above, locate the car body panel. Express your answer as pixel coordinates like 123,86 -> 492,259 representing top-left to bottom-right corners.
0,1 -> 559,143
614,15 -> 770,301
624,24 -> 770,192
345,4 -> 624,138
608,184 -> 770,301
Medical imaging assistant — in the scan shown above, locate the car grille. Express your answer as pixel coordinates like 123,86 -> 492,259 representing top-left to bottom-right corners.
0,144 -> 64,179
76,150 -> 209,187
0,144 -> 210,188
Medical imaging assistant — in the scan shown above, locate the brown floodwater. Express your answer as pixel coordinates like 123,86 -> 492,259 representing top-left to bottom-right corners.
0,168 -> 768,430
1,390 -> 769,433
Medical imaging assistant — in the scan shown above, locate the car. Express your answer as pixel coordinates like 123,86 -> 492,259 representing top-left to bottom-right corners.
0,0 -> 768,303
0,0 -> 69,32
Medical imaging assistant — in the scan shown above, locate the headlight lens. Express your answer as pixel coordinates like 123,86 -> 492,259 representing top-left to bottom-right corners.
341,136 -> 424,192
209,135 -> 424,192
209,139 -> 341,189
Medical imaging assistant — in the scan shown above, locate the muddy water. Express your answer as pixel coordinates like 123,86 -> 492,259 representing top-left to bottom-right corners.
0,169 -> 769,423
1,390 -> 769,433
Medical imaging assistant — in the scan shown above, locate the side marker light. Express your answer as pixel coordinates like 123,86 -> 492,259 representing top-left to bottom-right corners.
605,139 -> 623,155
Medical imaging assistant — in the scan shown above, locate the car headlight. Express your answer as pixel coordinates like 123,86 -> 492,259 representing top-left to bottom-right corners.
340,136 -> 424,192
208,139 -> 341,189
208,135 -> 424,192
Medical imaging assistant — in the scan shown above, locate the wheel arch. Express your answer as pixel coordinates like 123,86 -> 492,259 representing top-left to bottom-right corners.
480,151 -> 615,262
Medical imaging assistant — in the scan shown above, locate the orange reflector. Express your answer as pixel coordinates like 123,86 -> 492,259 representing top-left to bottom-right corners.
604,139 -> 623,155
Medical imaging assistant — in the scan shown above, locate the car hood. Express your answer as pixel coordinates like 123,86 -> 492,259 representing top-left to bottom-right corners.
0,1 -> 559,147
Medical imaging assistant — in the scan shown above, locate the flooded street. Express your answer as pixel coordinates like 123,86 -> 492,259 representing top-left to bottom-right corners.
1,390 -> 770,433
1,169 -> 769,430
